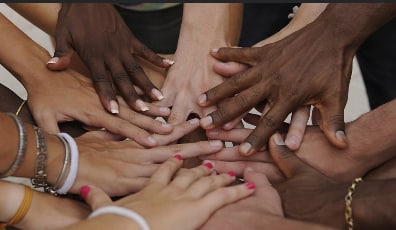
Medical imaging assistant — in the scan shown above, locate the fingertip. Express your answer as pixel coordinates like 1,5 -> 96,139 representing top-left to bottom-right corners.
239,142 -> 255,156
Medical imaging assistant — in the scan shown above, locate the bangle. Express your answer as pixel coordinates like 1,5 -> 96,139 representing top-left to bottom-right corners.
56,133 -> 79,194
0,113 -> 28,178
345,177 -> 363,230
89,206 -> 150,230
31,126 -> 49,189
15,100 -> 27,117
0,185 -> 33,229
46,134 -> 71,196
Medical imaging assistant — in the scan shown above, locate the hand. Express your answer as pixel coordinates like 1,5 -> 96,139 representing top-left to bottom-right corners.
48,3 -> 173,113
81,156 -> 255,230
198,19 -> 354,156
67,126 -> 224,196
27,67 -> 173,147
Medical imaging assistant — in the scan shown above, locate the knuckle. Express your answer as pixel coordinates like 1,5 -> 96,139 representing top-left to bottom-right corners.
126,65 -> 144,76
211,108 -> 228,124
235,94 -> 250,108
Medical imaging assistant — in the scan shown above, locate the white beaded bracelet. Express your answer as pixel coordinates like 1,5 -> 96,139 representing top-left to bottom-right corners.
89,206 -> 150,230
56,133 -> 79,194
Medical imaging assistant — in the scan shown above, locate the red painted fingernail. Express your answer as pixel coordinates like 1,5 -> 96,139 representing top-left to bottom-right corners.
245,182 -> 256,190
204,162 -> 213,169
80,185 -> 91,199
227,171 -> 236,177
174,154 -> 183,160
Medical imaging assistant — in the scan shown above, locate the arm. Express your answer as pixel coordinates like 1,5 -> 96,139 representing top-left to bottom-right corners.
198,3 -> 396,155
156,3 -> 243,124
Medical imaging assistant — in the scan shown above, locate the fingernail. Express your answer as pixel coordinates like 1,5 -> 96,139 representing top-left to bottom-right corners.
159,107 -> 170,115
147,136 -> 157,145
80,185 -> 90,199
198,94 -> 207,105
204,162 -> 213,169
174,154 -> 182,160
274,133 -> 285,146
136,99 -> 149,112
152,88 -> 164,101
47,57 -> 59,64
285,135 -> 299,149
239,142 -> 252,155
110,100 -> 119,114
161,123 -> 172,129
223,122 -> 234,130
189,118 -> 199,125
228,171 -> 236,177
336,130 -> 346,142
245,182 -> 256,190
163,59 -> 175,65
200,116 -> 213,128
209,140 -> 223,147
211,48 -> 219,53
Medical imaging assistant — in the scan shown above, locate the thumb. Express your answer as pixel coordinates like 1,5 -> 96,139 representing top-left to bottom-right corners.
268,133 -> 310,178
80,185 -> 112,211
319,102 -> 348,149
47,33 -> 74,71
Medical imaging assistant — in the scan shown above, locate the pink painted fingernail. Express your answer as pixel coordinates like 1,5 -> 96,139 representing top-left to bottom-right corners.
47,57 -> 59,64
204,162 -> 213,169
245,182 -> 256,190
174,154 -> 183,160
80,185 -> 90,199
228,171 -> 236,177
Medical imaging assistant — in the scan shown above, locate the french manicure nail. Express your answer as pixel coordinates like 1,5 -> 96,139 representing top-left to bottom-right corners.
245,182 -> 256,190
200,116 -> 213,127
80,185 -> 90,199
239,142 -> 252,155
152,88 -> 164,101
47,57 -> 59,64
136,99 -> 149,112
163,59 -> 175,65
211,48 -> 219,53
174,154 -> 182,160
110,100 -> 119,114
274,133 -> 285,146
198,94 -> 207,105
336,130 -> 346,142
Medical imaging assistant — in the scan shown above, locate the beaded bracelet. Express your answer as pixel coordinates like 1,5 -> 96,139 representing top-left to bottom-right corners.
31,126 -> 49,189
56,133 -> 79,194
0,113 -> 27,178
345,177 -> 363,230
89,206 -> 150,230
0,185 -> 33,230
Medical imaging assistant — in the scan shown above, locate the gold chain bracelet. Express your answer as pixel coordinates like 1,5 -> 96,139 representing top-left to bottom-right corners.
345,177 -> 363,230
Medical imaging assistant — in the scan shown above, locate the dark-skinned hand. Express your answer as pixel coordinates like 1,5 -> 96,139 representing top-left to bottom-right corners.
48,3 -> 174,114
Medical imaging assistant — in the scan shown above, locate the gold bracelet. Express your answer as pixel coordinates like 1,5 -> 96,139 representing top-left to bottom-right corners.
345,177 -> 363,230
0,185 -> 33,230
15,100 -> 27,116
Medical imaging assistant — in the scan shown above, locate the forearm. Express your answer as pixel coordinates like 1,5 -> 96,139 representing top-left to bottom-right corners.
0,13 -> 53,92
59,214 -> 140,230
6,3 -> 61,35
0,113 -> 65,186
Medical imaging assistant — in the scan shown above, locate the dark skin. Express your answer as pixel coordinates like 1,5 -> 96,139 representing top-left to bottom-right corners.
198,3 -> 396,156
47,3 -> 173,114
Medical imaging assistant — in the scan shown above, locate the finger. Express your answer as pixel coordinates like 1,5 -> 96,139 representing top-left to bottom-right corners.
80,185 -> 112,211
139,140 -> 224,164
206,128 -> 252,143
149,156 -> 183,186
211,160 -> 285,182
78,130 -> 124,141
318,101 -> 348,149
88,61 -> 119,114
243,167 -> 272,187
242,113 -> 261,127
222,112 -> 247,130
210,47 -> 260,66
200,86 -> 264,129
118,96 -> 170,118
285,106 -> 311,151
48,31 -> 73,70
151,118 -> 200,146
35,114 -> 60,134
212,60 -> 249,77
187,172 -> 236,198
269,133 -> 313,178
240,103 -> 292,156
197,68 -> 258,107
171,162 -> 214,189
199,145 -> 271,162
132,42 -> 172,68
